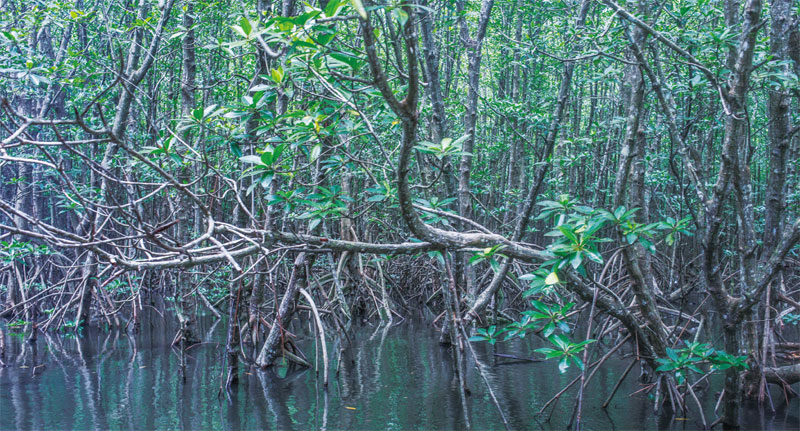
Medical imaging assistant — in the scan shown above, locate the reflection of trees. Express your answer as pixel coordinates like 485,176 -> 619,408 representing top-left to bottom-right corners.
257,365 -> 304,429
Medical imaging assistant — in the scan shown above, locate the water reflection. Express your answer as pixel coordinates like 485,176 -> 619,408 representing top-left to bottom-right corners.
1,317 -> 797,430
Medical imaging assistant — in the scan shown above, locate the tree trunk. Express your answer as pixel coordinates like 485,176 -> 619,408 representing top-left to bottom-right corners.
176,0 -> 198,345
456,0 -> 494,299
255,253 -> 308,368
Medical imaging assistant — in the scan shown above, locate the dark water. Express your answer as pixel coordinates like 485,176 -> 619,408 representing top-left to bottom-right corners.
0,315 -> 797,430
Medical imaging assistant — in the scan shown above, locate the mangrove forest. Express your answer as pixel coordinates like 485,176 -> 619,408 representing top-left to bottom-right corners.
0,0 -> 799,429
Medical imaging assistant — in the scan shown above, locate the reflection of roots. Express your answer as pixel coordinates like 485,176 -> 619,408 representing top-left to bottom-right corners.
171,327 -> 199,348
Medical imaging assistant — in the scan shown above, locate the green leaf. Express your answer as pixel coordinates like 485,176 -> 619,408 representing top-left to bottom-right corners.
239,16 -> 252,37
392,8 -> 408,26
270,67 -> 284,84
260,151 -> 273,166
315,31 -> 336,46
558,357 -> 570,373
259,171 -> 274,188
240,155 -> 264,165
329,52 -> 364,71
350,0 -> 367,19
667,348 -> 679,362
542,322 -> 556,338
570,252 -> 583,269
656,363 -> 674,372
639,238 -> 656,254
229,142 -> 242,158
558,225 -> 579,243
293,11 -> 320,26
550,334 -> 570,351
324,0 -> 343,17
585,250 -> 603,264
310,144 -> 322,162
572,356 -> 585,371
273,143 -> 286,161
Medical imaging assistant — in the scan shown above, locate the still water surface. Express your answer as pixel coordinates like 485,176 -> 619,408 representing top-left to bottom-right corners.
1,315 -> 797,430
